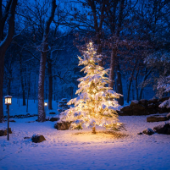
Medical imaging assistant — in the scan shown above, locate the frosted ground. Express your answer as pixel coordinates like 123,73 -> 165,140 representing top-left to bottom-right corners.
0,99 -> 170,170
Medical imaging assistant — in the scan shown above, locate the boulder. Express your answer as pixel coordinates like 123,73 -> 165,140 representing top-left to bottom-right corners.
130,100 -> 139,106
31,134 -> 46,143
143,128 -> 155,135
147,103 -> 157,114
158,97 -> 169,103
120,106 -> 133,115
153,123 -> 170,134
147,115 -> 168,122
132,104 -> 146,115
49,117 -> 59,122
137,132 -> 143,135
9,120 -> 16,122
26,121 -> 35,123
157,107 -> 168,113
0,130 -> 7,136
139,99 -> 148,107
0,128 -> 12,136
24,137 -> 31,139
148,98 -> 158,104
54,121 -> 72,130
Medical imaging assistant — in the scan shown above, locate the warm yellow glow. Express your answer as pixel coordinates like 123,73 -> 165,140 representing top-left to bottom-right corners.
44,102 -> 48,106
5,96 -> 12,105
60,42 -> 121,131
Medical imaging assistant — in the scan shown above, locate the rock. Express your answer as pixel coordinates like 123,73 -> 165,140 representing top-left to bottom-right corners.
49,112 -> 56,115
26,121 -> 35,123
9,120 -> 16,122
139,99 -> 148,107
143,128 -> 154,135
49,117 -> 59,122
0,128 -> 12,136
153,123 -> 170,134
120,106 -> 133,115
157,107 -> 168,113
130,100 -> 139,106
147,103 -> 157,114
31,134 -> 46,143
148,98 -> 158,104
147,116 -> 168,122
24,137 -> 31,139
54,121 -> 72,130
158,97 -> 169,103
0,130 -> 7,136
166,113 -> 170,119
132,104 -> 146,115
137,132 -> 143,135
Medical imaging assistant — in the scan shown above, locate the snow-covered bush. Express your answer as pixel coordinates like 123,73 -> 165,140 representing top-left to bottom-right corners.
145,51 -> 170,106
60,42 -> 122,132
158,76 -> 170,109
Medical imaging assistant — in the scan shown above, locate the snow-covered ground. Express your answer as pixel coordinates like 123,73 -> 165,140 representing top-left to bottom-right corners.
3,98 -> 59,118
0,112 -> 170,170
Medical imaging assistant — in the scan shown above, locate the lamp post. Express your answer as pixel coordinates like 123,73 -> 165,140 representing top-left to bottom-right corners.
5,95 -> 12,141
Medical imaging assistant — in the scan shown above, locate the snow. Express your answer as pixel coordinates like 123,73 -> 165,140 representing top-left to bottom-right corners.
3,98 -> 59,118
1,108 -> 170,169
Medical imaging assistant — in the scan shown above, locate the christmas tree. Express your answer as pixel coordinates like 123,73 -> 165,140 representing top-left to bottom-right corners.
60,42 -> 122,133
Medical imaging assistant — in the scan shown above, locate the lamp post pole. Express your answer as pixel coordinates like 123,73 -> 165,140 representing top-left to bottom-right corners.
7,105 -> 9,141
5,95 -> 12,141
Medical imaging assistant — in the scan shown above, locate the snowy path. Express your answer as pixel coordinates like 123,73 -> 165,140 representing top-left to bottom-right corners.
0,116 -> 170,170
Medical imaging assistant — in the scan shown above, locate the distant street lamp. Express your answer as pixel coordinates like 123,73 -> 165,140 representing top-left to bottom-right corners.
5,95 -> 12,141
44,102 -> 48,107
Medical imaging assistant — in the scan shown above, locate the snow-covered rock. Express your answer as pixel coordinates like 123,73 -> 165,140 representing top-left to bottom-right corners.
153,123 -> 170,134
143,128 -> 155,135
31,134 -> 46,143
147,116 -> 168,122
54,121 -> 72,130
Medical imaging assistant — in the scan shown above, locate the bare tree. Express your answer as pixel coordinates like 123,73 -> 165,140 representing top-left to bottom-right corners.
0,0 -> 18,122
38,0 -> 57,122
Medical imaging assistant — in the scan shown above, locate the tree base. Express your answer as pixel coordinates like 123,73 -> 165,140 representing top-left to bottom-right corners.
92,126 -> 96,134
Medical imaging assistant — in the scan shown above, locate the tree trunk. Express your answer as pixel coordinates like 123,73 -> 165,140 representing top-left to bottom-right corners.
135,69 -> 139,100
26,78 -> 30,113
117,64 -> 124,105
7,79 -> 11,95
38,48 -> 47,122
48,61 -> 52,110
34,75 -> 36,103
109,48 -> 116,88
127,61 -> 138,103
0,49 -> 5,122
0,0 -> 18,122
37,0 -> 56,122
139,68 -> 153,100
19,54 -> 26,106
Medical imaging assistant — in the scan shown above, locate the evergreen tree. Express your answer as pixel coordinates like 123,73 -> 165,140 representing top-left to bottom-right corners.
60,42 -> 122,133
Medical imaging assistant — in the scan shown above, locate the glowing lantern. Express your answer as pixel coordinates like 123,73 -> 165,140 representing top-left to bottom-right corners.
5,95 -> 12,105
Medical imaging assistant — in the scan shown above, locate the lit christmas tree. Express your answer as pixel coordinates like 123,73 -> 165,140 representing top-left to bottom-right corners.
60,42 -> 122,133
